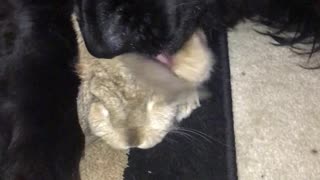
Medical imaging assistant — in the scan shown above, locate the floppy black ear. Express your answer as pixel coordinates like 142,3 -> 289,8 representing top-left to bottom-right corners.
202,0 -> 320,56
251,0 -> 320,55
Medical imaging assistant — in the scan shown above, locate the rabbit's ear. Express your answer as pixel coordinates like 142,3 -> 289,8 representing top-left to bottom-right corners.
171,29 -> 214,85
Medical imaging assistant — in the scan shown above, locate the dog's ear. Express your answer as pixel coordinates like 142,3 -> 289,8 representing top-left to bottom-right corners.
252,0 -> 320,56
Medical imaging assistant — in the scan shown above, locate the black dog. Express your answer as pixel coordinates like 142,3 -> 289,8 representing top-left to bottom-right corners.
0,0 -> 84,179
76,0 -> 320,59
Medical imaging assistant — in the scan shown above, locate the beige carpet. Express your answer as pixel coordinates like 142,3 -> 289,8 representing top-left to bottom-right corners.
79,21 -> 320,179
229,22 -> 320,180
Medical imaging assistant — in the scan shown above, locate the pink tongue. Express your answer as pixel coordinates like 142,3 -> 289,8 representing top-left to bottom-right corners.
155,53 -> 172,67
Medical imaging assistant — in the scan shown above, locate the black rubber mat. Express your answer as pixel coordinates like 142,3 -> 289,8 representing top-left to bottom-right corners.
124,29 -> 238,180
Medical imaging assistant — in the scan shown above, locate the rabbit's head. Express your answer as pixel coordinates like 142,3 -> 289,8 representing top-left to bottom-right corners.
77,30 -> 214,149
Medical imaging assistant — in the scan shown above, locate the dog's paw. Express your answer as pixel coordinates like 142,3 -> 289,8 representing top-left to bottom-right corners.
175,92 -> 201,122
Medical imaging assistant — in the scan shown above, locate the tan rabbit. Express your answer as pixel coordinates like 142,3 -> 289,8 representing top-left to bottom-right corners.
76,30 -> 214,150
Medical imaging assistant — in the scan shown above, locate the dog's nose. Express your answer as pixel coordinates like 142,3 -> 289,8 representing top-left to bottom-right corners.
80,24 -> 129,59
83,37 -> 126,59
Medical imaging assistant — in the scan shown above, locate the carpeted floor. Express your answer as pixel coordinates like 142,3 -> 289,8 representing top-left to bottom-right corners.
79,21 -> 320,179
229,22 -> 320,180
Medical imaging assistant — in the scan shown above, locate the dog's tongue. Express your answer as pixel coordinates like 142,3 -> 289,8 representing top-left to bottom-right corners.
155,53 -> 173,67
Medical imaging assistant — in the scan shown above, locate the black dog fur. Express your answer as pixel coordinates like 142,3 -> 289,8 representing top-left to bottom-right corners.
1,0 -> 320,179
0,0 -> 84,179
76,0 -> 320,59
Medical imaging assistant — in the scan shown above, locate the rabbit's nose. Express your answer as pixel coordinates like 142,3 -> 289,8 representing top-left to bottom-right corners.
126,128 -> 141,148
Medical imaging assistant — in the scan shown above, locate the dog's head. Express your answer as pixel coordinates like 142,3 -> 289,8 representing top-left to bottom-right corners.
75,0 -> 214,59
